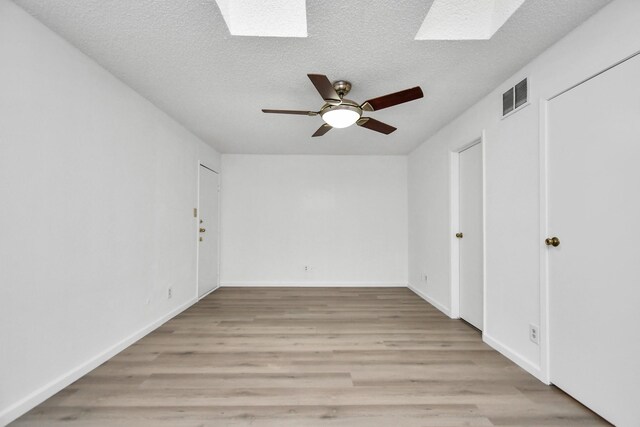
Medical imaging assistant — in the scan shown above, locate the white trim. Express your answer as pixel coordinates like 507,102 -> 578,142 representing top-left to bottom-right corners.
195,161 -> 201,301
220,281 -> 407,288
217,175 -> 222,293
483,332 -> 546,383
538,99 -> 551,384
198,285 -> 220,300
197,162 -> 221,299
449,135 -> 485,324
480,130 -> 488,333
0,297 -> 197,426
449,151 -> 460,319
408,283 -> 452,317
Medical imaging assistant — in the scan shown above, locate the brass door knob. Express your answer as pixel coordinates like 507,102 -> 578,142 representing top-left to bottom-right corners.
455,232 -> 463,238
545,237 -> 560,247
199,228 -> 206,233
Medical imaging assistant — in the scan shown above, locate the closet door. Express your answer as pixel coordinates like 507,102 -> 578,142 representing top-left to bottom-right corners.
547,54 -> 640,426
459,142 -> 484,330
198,165 -> 220,298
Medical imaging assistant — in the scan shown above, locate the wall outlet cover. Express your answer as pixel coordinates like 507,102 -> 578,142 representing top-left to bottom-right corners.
529,324 -> 539,344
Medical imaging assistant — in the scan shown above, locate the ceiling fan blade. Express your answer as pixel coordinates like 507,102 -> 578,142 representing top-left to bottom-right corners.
361,86 -> 424,111
312,124 -> 332,137
307,74 -> 342,105
357,117 -> 397,135
262,109 -> 317,116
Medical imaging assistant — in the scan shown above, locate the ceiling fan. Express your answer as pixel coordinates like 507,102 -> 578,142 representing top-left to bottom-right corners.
262,74 -> 424,137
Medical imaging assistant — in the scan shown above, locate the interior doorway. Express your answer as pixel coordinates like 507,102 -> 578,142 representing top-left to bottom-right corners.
197,164 -> 220,299
450,138 -> 484,330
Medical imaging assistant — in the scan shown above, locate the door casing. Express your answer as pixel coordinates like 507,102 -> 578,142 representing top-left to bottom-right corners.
196,163 -> 221,300
449,134 -> 486,329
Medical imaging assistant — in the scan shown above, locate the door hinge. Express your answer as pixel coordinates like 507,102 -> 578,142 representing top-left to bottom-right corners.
193,208 -> 198,218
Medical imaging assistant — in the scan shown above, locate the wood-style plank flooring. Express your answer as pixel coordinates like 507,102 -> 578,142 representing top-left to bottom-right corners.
13,287 -> 608,426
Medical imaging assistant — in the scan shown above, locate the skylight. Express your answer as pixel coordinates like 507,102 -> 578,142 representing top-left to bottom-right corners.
415,0 -> 526,40
215,0 -> 307,38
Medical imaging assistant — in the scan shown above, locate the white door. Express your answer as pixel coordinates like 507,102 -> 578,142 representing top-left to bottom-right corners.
547,54 -> 640,426
458,142 -> 484,330
198,165 -> 219,298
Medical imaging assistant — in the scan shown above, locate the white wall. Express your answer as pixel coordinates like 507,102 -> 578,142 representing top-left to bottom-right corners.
408,0 -> 640,381
221,155 -> 408,286
0,1 -> 220,423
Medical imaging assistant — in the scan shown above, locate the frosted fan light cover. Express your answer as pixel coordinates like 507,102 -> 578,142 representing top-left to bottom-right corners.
322,109 -> 360,128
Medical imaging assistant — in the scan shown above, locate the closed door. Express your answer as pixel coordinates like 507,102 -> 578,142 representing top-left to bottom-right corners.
198,165 -> 219,298
458,142 -> 484,330
547,54 -> 640,426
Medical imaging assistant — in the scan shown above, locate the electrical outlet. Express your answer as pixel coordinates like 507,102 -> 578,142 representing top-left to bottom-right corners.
168,287 -> 172,299
529,324 -> 539,344
304,265 -> 311,272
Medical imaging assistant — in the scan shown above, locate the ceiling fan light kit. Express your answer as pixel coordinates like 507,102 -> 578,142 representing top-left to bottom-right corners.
321,100 -> 361,128
262,74 -> 424,137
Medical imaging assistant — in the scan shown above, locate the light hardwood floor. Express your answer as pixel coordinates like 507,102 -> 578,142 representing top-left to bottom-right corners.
13,287 -> 608,426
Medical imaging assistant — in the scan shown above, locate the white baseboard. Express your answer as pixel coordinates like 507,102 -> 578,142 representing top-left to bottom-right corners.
407,283 -> 452,317
220,281 -> 407,287
0,297 -> 197,426
198,285 -> 220,300
406,284 -> 547,385
482,332 -> 547,383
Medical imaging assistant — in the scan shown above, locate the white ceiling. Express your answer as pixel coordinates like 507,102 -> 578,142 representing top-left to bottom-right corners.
14,0 -> 610,155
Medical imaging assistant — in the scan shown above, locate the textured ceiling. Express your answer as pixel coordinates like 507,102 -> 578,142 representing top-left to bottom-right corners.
13,0 -> 610,155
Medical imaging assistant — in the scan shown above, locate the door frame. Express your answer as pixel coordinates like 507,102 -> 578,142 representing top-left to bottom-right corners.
539,98 -> 551,384
449,133 -> 486,328
196,162 -> 221,300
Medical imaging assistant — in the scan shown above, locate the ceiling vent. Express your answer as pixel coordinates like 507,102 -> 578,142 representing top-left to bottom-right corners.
503,78 -> 528,117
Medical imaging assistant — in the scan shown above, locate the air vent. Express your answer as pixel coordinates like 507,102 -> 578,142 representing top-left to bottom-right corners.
515,79 -> 528,108
502,88 -> 514,116
502,78 -> 528,117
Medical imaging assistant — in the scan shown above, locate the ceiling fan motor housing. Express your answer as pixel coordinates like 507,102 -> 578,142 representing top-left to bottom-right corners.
333,80 -> 352,98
